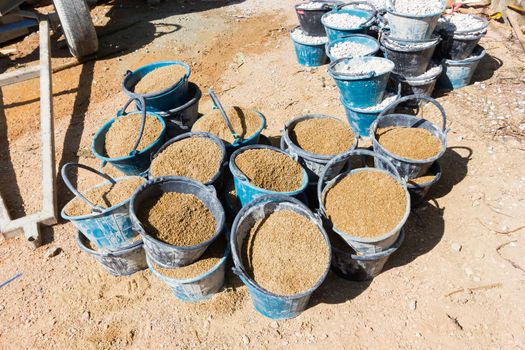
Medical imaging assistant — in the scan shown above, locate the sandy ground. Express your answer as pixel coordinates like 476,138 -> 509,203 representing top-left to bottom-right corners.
1,0 -> 525,349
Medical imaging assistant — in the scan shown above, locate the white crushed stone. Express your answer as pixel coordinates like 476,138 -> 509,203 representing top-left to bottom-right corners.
436,13 -> 486,33
297,2 -> 328,10
323,13 -> 367,29
383,35 -> 439,50
329,41 -> 375,59
411,63 -> 442,80
391,0 -> 443,16
345,0 -> 386,11
355,93 -> 398,111
291,28 -> 328,45
333,57 -> 391,76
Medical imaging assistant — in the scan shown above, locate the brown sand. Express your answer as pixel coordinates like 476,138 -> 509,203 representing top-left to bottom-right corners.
234,149 -> 303,192
149,137 -> 222,183
226,181 -> 241,213
154,235 -> 226,279
192,106 -> 262,145
242,210 -> 329,296
64,177 -> 144,217
105,114 -> 163,158
324,170 -> 407,238
408,172 -> 437,185
137,192 -> 216,246
290,118 -> 355,156
376,126 -> 441,160
133,65 -> 188,94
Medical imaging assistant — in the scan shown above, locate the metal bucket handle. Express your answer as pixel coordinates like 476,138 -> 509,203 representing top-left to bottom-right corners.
316,148 -> 402,210
118,96 -> 149,156
378,94 -> 447,132
208,88 -> 241,145
61,163 -> 116,213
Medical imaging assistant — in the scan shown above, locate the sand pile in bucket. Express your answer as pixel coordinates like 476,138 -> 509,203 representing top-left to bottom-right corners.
290,118 -> 355,155
376,126 -> 441,160
133,65 -> 188,94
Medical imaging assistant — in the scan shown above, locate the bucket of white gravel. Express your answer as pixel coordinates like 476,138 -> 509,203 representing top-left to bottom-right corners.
435,13 -> 489,60
325,34 -> 379,62
321,8 -> 376,42
384,0 -> 445,41
290,26 -> 329,67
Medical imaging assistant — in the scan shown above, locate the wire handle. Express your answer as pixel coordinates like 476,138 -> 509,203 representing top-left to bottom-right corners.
119,96 -> 148,155
208,88 -> 241,144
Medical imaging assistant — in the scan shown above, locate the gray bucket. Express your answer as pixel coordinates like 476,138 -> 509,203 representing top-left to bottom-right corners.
331,229 -> 405,281
407,160 -> 441,206
390,64 -> 443,105
76,231 -> 147,276
148,132 -> 227,190
384,0 -> 445,41
280,114 -> 358,182
146,234 -> 229,302
318,149 -> 410,254
370,94 -> 448,179
436,15 -> 488,60
438,45 -> 486,90
129,176 -> 226,268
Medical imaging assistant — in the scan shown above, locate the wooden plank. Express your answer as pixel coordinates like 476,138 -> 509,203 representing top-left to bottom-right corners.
506,10 -> 525,52
0,65 -> 40,87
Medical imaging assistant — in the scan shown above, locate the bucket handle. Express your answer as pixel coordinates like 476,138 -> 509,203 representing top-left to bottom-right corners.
208,88 -> 242,145
119,96 -> 149,156
316,149 -> 402,211
61,163 -> 117,213
378,94 -> 447,132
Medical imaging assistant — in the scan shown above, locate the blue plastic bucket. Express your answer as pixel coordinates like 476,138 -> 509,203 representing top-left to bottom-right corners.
92,98 -> 167,176
230,195 -> 331,319
122,61 -> 191,112
328,56 -> 395,108
325,34 -> 379,62
146,234 -> 229,302
438,45 -> 485,90
290,27 -> 329,67
384,0 -> 445,41
370,95 -> 448,179
61,163 -> 145,250
321,8 -> 376,42
229,145 -> 309,207
129,176 -> 226,268
317,149 -> 410,254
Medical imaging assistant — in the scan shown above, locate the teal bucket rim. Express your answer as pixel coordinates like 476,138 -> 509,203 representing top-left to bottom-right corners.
92,111 -> 167,163
340,91 -> 401,114
328,56 -> 395,80
321,8 -> 375,31
230,194 -> 332,299
61,175 -> 146,221
289,26 -> 328,47
325,34 -> 380,61
229,145 -> 310,197
385,0 -> 445,19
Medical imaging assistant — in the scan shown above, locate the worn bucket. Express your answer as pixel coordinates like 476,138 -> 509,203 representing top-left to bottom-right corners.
290,27 -> 329,67
122,61 -> 191,113
149,132 -> 227,190
61,163 -> 144,250
295,1 -> 343,36
230,195 -> 331,319
331,228 -> 405,281
380,34 -> 441,77
328,56 -> 395,108
370,94 -> 448,179
325,34 -> 380,62
384,0 -> 445,41
390,64 -> 443,104
280,114 -> 359,182
93,97 -> 167,176
129,176 -> 226,268
436,15 -> 488,60
146,235 -> 229,302
321,8 -> 376,42
438,45 -> 485,90
407,160 -> 442,206
229,145 -> 309,207
76,231 -> 147,276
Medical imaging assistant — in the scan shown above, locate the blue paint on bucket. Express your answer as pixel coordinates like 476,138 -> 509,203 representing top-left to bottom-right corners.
325,34 -> 379,62
321,8 -> 375,42
438,45 -> 485,90
290,28 -> 329,67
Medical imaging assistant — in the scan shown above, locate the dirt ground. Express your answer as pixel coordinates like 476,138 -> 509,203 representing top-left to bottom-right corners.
1,0 -> 525,349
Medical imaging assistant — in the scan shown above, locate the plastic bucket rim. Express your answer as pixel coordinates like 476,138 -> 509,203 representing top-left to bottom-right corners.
282,114 -> 359,161
229,145 -> 310,196
290,26 -> 328,47
325,34 -> 380,61
321,8 -> 375,30
152,82 -> 202,117
391,64 -> 443,84
122,60 -> 191,98
331,227 -> 405,259
230,194 -> 331,299
234,111 -> 267,146
385,0 -> 445,18
148,131 -> 227,186
321,167 -> 411,244
406,160 -> 442,188
61,175 -> 146,221
129,176 -> 226,252
92,112 -> 167,162
442,45 -> 486,65
438,13 -> 489,36
380,33 -> 441,52
328,56 -> 395,80
295,1 -> 341,12
76,230 -> 143,257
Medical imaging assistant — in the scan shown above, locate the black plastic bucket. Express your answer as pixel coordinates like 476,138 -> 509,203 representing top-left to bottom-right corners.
407,160 -> 441,206
435,15 -> 488,60
295,1 -> 343,36
380,34 -> 441,77
389,64 -> 443,106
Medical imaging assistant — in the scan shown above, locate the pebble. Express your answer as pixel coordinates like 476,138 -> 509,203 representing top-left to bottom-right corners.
330,41 -> 374,59
45,247 -> 61,258
333,57 -> 391,76
464,267 -> 473,276
408,299 -> 417,311
451,243 -> 462,252
392,0 -> 443,15
270,321 -> 279,329
242,335 -> 250,345
291,28 -> 328,45
323,13 -> 367,29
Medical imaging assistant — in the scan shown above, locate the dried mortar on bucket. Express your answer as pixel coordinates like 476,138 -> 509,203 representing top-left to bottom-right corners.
323,13 -> 367,29
436,13 -> 485,33
133,65 -> 188,95
290,28 -> 328,45
153,235 -> 226,279
383,35 -> 439,50
330,41 -> 375,60
192,106 -> 262,146
376,126 -> 441,160
242,210 -> 330,296
234,149 -> 304,192
137,192 -> 216,246
324,171 -> 407,238
409,63 -> 441,81
105,114 -> 163,158
333,57 -> 391,76
391,0 -> 443,15
64,177 -> 144,217
290,118 -> 355,156
355,92 -> 397,112
149,137 -> 222,183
